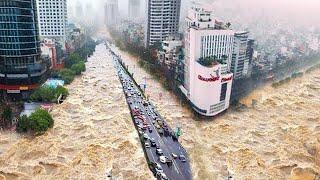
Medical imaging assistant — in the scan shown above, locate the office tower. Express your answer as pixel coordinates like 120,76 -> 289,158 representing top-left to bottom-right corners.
128,0 -> 140,21
105,0 -> 119,26
231,31 -> 251,79
37,0 -> 68,43
84,3 -> 94,26
247,39 -> 254,65
75,1 -> 83,18
180,4 -> 234,116
145,0 -> 181,47
0,0 -> 47,93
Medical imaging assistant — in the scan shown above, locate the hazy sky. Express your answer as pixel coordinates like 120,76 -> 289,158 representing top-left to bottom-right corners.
67,0 -> 320,30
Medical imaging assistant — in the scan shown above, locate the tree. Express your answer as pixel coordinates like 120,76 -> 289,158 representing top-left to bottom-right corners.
226,22 -> 231,28
58,69 -> 76,84
30,86 -> 69,103
55,86 -> 69,98
65,53 -> 84,68
16,115 -> 29,133
28,108 -> 54,135
71,61 -> 86,75
30,86 -> 56,102
2,106 -> 13,127
221,55 -> 228,64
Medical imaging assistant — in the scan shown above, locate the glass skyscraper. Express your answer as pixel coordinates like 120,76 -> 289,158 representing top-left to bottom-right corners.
0,0 -> 47,92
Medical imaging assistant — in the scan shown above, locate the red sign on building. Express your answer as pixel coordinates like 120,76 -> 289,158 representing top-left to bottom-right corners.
198,75 -> 220,82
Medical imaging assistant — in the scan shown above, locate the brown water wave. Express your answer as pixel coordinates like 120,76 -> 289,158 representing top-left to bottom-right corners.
0,44 -> 153,180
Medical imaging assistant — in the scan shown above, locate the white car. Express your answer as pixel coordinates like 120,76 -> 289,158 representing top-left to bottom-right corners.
143,133 -> 149,139
155,163 -> 163,173
156,148 -> 163,155
160,173 -> 168,180
159,156 -> 166,164
171,153 -> 178,159
145,142 -> 150,148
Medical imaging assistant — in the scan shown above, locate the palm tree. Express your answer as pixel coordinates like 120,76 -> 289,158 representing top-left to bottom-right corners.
226,22 -> 231,29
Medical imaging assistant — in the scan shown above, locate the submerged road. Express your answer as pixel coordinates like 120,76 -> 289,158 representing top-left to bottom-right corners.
106,42 -> 192,180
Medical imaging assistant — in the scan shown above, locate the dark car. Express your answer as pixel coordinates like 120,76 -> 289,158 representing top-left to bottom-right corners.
158,129 -> 164,135
151,141 -> 156,147
166,157 -> 173,166
171,133 -> 178,141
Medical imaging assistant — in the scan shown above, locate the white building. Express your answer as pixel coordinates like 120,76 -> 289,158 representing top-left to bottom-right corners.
37,0 -> 68,43
145,0 -> 181,47
105,0 -> 119,26
231,31 -> 250,79
158,35 -> 183,70
180,4 -> 234,117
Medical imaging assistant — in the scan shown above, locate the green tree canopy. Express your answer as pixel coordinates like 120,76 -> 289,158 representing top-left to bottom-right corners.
16,115 -> 29,133
71,61 -> 86,75
2,106 -> 12,127
65,53 -> 84,68
30,86 -> 69,102
58,69 -> 76,84
55,86 -> 69,97
28,108 -> 54,135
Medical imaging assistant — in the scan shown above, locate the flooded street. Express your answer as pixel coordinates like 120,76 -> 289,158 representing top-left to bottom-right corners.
107,32 -> 320,179
0,35 -> 319,179
0,44 -> 152,180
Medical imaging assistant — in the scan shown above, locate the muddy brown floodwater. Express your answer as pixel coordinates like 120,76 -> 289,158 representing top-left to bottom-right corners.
0,44 -> 153,180
103,26 -> 320,179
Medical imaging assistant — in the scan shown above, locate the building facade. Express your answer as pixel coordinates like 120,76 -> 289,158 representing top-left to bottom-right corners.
75,1 -> 82,18
180,4 -> 234,116
36,0 -> 68,43
105,0 -> 119,26
158,35 -> 183,72
0,0 -> 48,93
145,0 -> 181,47
40,38 -> 63,70
128,0 -> 140,21
231,31 -> 254,79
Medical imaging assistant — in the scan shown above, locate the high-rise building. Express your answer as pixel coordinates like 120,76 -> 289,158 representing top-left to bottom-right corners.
128,0 -> 140,21
0,0 -> 48,93
231,31 -> 251,79
37,0 -> 68,43
180,4 -> 234,116
247,39 -> 254,64
75,1 -> 83,19
145,0 -> 181,47
85,3 -> 95,26
105,0 -> 119,26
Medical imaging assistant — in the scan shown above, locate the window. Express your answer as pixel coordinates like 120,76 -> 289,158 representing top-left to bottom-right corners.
220,83 -> 227,101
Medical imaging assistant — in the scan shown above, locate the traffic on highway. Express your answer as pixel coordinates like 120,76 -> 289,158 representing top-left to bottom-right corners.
106,42 -> 192,180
